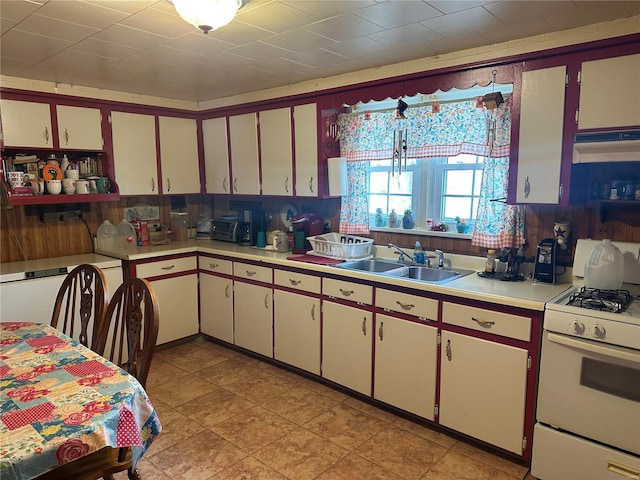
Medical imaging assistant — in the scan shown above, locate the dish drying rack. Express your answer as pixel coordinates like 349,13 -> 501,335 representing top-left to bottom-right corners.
306,233 -> 374,261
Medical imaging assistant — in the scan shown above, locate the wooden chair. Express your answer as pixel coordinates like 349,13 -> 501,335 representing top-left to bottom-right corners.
50,264 -> 108,351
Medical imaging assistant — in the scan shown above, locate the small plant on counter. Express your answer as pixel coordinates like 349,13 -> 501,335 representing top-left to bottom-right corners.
455,216 -> 468,234
402,209 -> 414,229
374,208 -> 385,227
388,209 -> 398,228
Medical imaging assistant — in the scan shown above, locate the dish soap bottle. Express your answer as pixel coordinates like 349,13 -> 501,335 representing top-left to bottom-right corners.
96,220 -> 118,251
413,241 -> 425,264
116,218 -> 136,247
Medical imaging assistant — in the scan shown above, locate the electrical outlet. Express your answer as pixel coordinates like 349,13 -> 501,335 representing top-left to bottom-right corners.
41,210 -> 82,222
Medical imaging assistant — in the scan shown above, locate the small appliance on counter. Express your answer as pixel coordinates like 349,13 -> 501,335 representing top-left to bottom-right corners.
291,213 -> 324,253
533,238 -> 557,283
210,218 -> 239,243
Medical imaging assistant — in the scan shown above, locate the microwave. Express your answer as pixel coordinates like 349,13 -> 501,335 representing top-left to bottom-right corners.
210,219 -> 239,243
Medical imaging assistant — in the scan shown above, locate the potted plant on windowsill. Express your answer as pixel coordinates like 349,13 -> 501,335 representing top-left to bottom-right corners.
388,209 -> 398,228
374,208 -> 385,227
455,216 -> 468,234
402,209 -> 414,229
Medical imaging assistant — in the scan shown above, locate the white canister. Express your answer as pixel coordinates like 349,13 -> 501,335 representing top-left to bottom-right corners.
273,232 -> 289,252
75,179 -> 90,194
583,239 -> 624,290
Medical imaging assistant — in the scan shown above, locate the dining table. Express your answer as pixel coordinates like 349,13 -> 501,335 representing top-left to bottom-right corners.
0,322 -> 162,480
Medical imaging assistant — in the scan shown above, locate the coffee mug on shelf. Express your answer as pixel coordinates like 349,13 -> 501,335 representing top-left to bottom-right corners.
64,169 -> 80,180
273,233 -> 289,252
45,180 -> 62,195
62,178 -> 76,194
75,179 -> 90,194
8,171 -> 27,188
31,179 -> 45,195
95,177 -> 111,193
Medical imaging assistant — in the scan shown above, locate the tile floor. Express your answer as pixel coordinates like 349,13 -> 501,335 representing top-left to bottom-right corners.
116,337 -> 537,480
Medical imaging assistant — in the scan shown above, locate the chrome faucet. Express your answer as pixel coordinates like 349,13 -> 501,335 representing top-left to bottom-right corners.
434,249 -> 445,269
387,243 -> 414,265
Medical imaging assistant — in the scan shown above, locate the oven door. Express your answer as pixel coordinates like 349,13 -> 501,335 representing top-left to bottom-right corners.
537,330 -> 640,455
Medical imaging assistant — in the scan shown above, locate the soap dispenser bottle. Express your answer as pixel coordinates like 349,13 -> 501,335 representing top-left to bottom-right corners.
413,241 -> 425,264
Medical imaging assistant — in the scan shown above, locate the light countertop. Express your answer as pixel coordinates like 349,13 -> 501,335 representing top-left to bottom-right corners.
0,254 -> 122,283
92,239 -> 572,311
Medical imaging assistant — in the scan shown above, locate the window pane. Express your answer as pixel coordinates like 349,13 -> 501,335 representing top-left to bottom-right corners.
473,172 -> 482,196
445,170 -> 473,195
389,171 -> 412,194
389,196 -> 411,214
448,154 -> 477,164
370,159 -> 392,167
370,195 -> 388,213
472,197 -> 480,219
370,171 -> 389,194
443,197 -> 472,220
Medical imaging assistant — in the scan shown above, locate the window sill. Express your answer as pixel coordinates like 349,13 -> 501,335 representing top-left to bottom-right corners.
370,226 -> 473,240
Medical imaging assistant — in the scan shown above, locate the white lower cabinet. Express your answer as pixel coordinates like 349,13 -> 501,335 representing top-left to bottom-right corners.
322,300 -> 372,395
134,256 -> 199,345
439,330 -> 528,454
374,315 -> 438,420
273,290 -> 320,374
234,281 -> 272,357
199,273 -> 233,343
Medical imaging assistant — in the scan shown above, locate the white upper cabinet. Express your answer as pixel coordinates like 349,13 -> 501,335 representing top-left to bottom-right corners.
228,113 -> 260,195
1,99 -> 52,148
56,105 -> 103,150
293,103 -> 318,197
111,111 -> 158,195
158,116 -> 200,194
202,117 -> 230,194
259,107 -> 293,196
516,65 -> 567,204
578,53 -> 640,130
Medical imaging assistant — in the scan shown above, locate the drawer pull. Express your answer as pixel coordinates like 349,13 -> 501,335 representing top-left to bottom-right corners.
362,318 -> 366,336
284,176 -> 289,193
222,177 -> 228,192
44,126 -> 50,144
396,300 -> 415,310
311,304 -> 316,321
378,321 -> 384,341
151,177 -> 155,192
446,339 -> 452,361
64,128 -> 69,145
209,263 -> 219,269
167,177 -> 171,192
225,284 -> 230,298
264,293 -> 269,309
233,177 -> 238,192
607,459 -> 640,479
246,270 -> 256,277
289,278 -> 301,286
472,317 -> 495,328
161,265 -> 176,271
309,177 -> 314,193
339,288 -> 354,297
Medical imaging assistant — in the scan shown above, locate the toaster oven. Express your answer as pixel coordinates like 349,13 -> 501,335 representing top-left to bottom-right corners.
210,219 -> 239,243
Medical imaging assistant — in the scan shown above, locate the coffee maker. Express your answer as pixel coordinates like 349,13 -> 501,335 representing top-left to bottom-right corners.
236,208 -> 266,246
291,213 -> 324,253
533,238 -> 557,283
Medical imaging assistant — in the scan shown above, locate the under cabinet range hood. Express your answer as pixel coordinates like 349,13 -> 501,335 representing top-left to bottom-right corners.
572,129 -> 640,163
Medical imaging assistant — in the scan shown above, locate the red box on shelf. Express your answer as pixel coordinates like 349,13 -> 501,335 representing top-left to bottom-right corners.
9,186 -> 33,196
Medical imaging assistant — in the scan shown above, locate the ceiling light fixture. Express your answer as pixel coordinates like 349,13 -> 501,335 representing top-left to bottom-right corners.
169,0 -> 245,34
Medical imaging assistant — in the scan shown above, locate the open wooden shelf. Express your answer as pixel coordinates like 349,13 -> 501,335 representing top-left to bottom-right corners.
6,192 -> 120,205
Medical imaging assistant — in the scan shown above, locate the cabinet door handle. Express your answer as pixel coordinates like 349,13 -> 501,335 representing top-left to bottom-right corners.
524,175 -> 530,199
309,177 -> 314,193
362,318 -> 367,336
289,278 -> 301,286
396,300 -> 415,310
223,177 -> 228,192
311,303 -> 316,321
233,178 -> 238,192
246,270 -> 256,277
284,176 -> 289,193
264,293 -> 269,309
446,339 -> 452,361
64,128 -> 69,146
209,263 -> 219,269
339,288 -> 354,297
161,265 -> 176,270
378,321 -> 384,341
151,177 -> 155,192
44,126 -> 50,144
471,316 -> 495,328
225,284 -> 230,298
167,178 -> 171,192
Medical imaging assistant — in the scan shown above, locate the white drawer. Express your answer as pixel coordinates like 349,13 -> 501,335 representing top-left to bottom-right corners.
375,288 -> 438,321
323,277 -> 372,305
199,256 -> 233,275
136,256 -> 197,278
234,262 -> 272,283
274,269 -> 321,294
442,302 -> 531,341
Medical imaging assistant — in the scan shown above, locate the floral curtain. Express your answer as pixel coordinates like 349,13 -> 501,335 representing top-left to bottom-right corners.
337,96 -> 525,248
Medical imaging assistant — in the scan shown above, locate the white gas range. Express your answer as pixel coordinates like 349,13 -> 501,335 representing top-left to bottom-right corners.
532,239 -> 640,480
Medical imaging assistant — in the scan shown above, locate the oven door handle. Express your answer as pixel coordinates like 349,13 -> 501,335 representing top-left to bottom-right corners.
547,332 -> 640,363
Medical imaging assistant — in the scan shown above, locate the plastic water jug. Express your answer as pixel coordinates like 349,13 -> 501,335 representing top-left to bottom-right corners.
583,239 -> 624,290
96,220 -> 118,251
117,219 -> 136,247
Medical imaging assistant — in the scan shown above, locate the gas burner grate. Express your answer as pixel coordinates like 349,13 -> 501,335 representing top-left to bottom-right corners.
567,287 -> 632,313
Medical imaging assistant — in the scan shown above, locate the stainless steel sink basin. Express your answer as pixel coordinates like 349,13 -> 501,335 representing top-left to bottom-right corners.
334,259 -> 475,284
334,259 -> 404,273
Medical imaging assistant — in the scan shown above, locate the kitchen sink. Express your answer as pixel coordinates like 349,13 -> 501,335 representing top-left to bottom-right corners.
334,259 -> 475,284
333,259 -> 404,273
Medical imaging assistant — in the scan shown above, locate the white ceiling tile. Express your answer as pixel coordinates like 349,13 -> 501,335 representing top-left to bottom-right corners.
281,1 -> 375,18
236,1 -> 319,33
622,1 -> 640,15
92,23 -> 171,48
116,4 -> 194,37
305,12 -> 385,41
285,47 -> 349,68
0,55 -> 36,76
253,57 -> 316,75
0,29 -> 72,64
420,6 -> 504,36
15,13 -> 99,42
549,1 -> 634,29
321,36 -> 388,59
68,37 -> 143,60
367,22 -> 442,48
227,40 -> 295,61
424,32 -> 493,55
354,1 -> 443,29
203,20 -> 274,45
261,29 -> 338,53
479,18 -> 553,44
193,51 -> 260,70
427,1 -> 493,15
82,0 -> 157,15
0,0 -> 43,22
32,0 -> 128,29
162,32 -> 234,56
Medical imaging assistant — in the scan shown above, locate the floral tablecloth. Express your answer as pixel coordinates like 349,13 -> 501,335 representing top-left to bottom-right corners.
0,322 -> 162,480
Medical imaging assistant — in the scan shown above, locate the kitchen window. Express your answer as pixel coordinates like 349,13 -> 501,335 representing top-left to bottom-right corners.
369,154 -> 483,231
